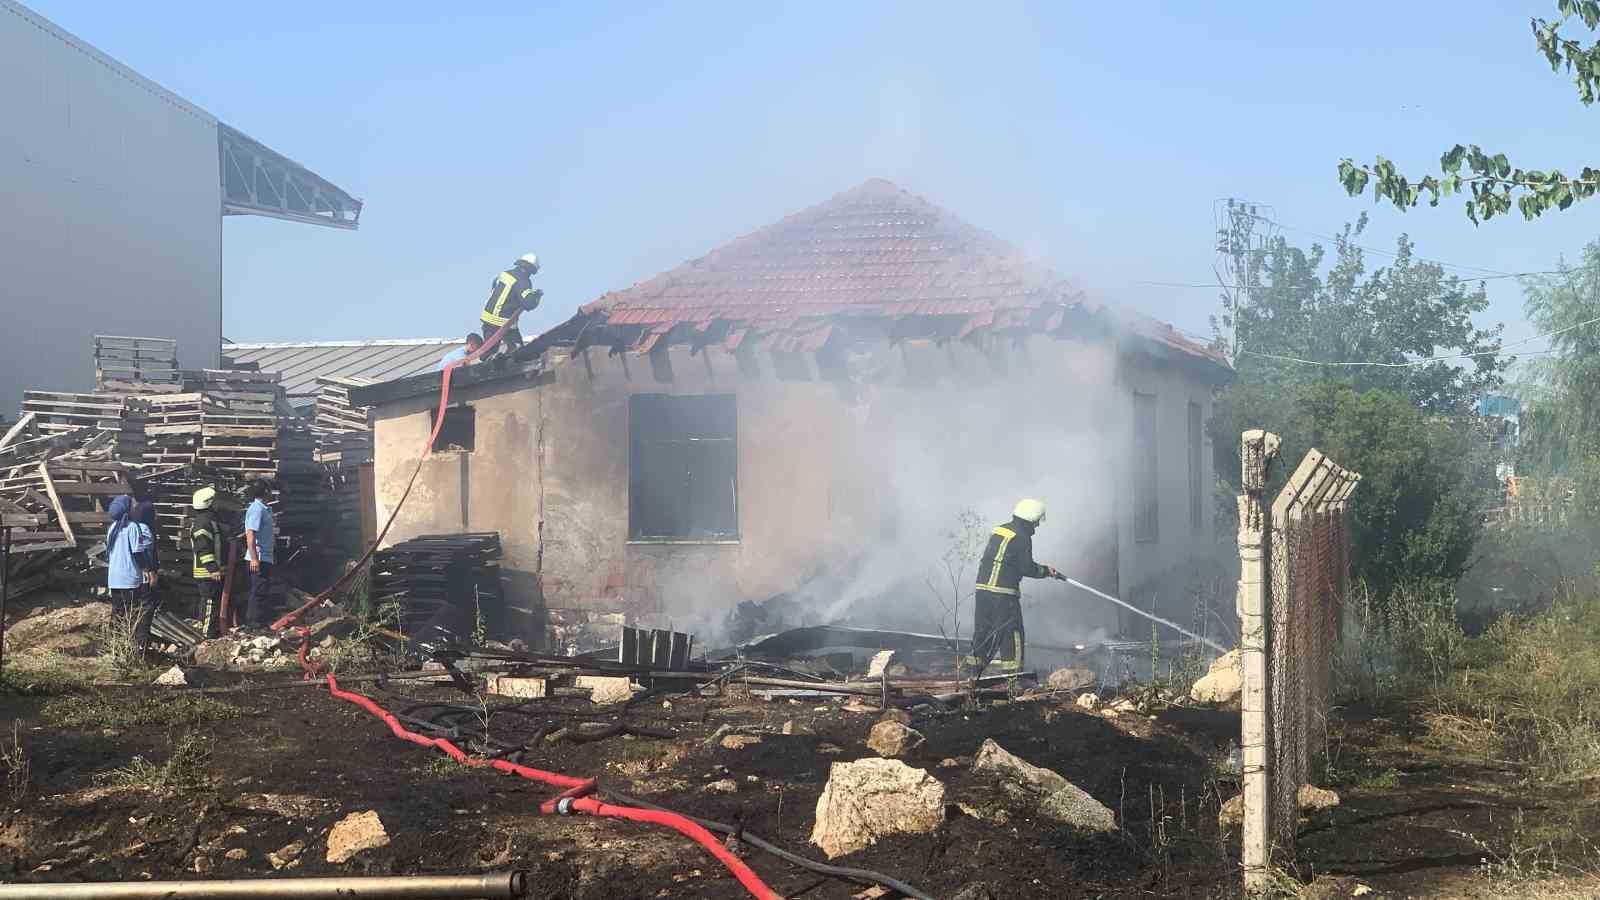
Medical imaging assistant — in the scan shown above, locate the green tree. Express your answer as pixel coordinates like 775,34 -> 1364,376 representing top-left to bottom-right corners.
1300,385 -> 1487,598
1517,239 -> 1600,470
1214,213 -> 1506,413
1339,2 -> 1600,222
1211,221 -> 1505,598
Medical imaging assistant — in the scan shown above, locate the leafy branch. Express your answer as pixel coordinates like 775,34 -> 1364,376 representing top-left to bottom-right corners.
1338,2 -> 1600,222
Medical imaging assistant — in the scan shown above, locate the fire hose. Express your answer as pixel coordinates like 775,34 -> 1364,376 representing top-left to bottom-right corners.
325,674 -> 783,900
270,321 -> 924,899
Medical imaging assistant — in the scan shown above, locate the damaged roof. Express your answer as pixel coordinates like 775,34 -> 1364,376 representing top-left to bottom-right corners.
223,338 -> 461,402
579,178 -> 1227,366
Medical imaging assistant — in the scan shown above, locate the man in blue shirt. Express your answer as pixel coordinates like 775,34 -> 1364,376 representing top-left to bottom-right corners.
244,479 -> 276,628
437,333 -> 483,371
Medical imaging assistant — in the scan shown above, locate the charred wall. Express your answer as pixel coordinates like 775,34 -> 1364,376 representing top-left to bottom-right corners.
370,334 -> 1219,648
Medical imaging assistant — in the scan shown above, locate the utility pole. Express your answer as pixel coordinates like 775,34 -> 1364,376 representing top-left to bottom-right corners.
1213,199 -> 1275,362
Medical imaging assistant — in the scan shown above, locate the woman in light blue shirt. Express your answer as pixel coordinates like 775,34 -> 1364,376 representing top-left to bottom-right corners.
106,495 -> 157,654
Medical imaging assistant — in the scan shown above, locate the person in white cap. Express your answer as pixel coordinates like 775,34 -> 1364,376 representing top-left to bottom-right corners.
479,253 -> 543,355
968,498 -> 1059,677
188,486 -> 227,637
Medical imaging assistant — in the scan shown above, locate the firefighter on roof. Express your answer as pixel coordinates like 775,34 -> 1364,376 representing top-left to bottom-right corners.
480,253 -> 543,354
969,498 -> 1059,677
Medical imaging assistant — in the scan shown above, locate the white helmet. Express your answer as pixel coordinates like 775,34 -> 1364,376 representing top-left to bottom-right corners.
1012,498 -> 1046,525
192,486 -> 217,510
517,253 -> 540,272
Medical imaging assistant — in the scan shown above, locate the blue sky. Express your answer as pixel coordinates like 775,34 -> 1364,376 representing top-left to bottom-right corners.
31,1 -> 1600,351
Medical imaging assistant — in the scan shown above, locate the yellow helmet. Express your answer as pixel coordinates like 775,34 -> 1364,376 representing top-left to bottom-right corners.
192,486 -> 217,510
1012,498 -> 1046,525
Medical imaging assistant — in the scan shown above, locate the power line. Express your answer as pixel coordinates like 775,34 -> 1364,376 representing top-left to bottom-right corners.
1134,270 -> 1562,290
1236,311 -> 1600,369
1240,210 -> 1516,278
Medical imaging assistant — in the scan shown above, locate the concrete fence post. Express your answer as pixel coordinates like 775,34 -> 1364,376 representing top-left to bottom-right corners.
1236,429 -> 1279,893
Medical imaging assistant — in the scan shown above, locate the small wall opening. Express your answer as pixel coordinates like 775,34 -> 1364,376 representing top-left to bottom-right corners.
431,404 -> 476,453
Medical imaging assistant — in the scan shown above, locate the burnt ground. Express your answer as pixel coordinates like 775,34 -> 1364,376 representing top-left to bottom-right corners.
0,677 -> 1592,900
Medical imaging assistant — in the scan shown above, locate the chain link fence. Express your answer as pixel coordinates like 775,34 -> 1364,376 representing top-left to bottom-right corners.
1237,431 -> 1359,891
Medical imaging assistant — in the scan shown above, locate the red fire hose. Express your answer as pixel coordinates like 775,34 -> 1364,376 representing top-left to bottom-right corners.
270,318 -> 513,634
325,675 -> 782,900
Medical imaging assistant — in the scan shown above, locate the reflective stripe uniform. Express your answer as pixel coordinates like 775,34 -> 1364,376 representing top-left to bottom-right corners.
481,269 -> 539,328
190,509 -> 226,636
189,510 -> 223,580
969,517 -> 1049,674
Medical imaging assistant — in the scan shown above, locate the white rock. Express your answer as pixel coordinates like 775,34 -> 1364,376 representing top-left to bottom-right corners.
575,675 -> 635,705
1298,784 -> 1340,812
1045,668 -> 1096,691
1189,649 -> 1243,704
326,810 -> 390,864
865,721 -> 925,759
1218,794 -> 1243,827
971,739 -> 1115,832
153,666 -> 188,687
1075,692 -> 1100,710
703,779 -> 738,793
268,840 -> 304,870
810,759 -> 945,859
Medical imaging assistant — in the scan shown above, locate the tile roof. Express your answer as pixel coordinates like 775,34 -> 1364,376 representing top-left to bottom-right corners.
222,338 -> 462,401
579,178 -> 1227,368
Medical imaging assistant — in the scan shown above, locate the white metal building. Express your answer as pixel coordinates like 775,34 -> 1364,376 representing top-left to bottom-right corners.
0,0 -> 360,413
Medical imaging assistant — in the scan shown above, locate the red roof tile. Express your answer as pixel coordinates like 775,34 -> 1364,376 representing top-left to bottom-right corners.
582,179 -> 1228,369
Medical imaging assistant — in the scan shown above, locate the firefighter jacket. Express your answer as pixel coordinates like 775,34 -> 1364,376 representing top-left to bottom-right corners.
975,517 -> 1050,596
189,510 -> 224,580
481,267 -> 540,327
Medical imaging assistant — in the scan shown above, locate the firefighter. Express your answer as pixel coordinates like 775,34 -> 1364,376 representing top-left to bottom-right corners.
189,486 -> 227,637
969,499 -> 1059,677
479,253 -> 543,354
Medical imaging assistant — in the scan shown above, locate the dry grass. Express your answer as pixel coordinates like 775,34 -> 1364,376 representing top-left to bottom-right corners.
94,731 -> 212,791
41,693 -> 244,731
0,723 -> 28,806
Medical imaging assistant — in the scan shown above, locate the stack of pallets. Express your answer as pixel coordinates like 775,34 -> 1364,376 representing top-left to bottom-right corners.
94,335 -> 180,393
18,392 -> 149,461
370,533 -> 504,641
311,377 -> 374,465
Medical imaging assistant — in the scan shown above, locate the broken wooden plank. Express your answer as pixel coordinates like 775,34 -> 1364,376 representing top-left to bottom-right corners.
36,463 -> 76,548
50,482 -> 129,496
0,412 -> 37,452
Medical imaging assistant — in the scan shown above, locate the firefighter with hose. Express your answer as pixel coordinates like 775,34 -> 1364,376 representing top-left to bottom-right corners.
479,253 -> 543,355
968,498 -> 1060,678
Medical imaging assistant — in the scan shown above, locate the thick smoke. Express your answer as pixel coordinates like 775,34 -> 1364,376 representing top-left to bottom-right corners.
815,339 -> 1128,653
634,338 -> 1133,655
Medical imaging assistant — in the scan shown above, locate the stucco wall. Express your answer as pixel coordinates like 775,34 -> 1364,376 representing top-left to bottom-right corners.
372,336 -> 1228,647
1116,357 -> 1223,631
0,1 -> 222,412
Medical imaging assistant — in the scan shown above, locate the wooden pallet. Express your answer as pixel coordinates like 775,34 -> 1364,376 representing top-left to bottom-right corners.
95,335 -> 180,387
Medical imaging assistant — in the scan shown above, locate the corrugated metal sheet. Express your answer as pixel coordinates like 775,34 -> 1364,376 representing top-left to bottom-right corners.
222,339 -> 460,400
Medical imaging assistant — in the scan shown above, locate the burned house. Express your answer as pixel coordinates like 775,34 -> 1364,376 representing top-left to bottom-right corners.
351,180 -> 1232,648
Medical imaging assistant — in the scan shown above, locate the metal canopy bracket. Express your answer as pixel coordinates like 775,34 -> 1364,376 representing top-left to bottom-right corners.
218,124 -> 362,229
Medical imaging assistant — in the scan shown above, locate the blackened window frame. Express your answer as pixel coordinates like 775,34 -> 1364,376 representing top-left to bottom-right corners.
430,404 -> 476,453
628,393 -> 740,542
